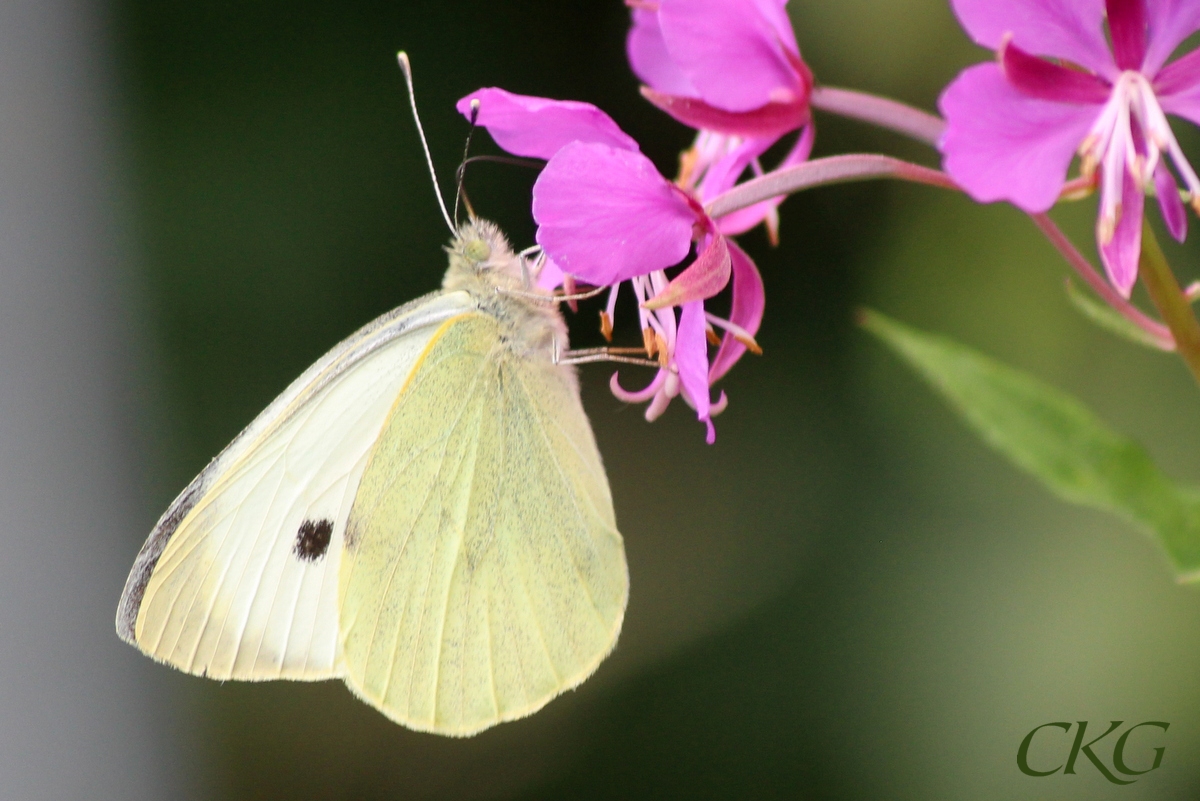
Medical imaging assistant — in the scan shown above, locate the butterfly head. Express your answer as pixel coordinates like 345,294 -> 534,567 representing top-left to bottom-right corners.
444,219 -> 521,287
443,218 -> 568,357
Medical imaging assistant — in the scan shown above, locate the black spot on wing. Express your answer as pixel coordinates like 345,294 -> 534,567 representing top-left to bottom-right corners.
294,519 -> 334,562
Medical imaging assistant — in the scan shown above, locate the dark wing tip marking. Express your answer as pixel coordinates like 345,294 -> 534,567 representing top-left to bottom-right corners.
115,477 -> 208,643
115,294 -> 471,646
294,519 -> 335,562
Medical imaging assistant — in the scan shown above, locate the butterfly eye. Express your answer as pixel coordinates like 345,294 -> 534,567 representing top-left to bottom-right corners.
463,239 -> 491,263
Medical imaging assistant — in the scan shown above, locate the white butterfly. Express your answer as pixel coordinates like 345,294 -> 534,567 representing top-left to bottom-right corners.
116,219 -> 629,736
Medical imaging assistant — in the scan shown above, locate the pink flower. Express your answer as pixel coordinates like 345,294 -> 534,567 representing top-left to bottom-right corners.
939,0 -> 1200,296
534,141 -> 765,443
458,88 -> 766,442
628,0 -> 814,239
627,0 -> 812,139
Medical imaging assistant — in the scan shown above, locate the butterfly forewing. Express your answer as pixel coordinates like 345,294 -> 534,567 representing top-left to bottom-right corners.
117,291 -> 474,681
338,312 -> 627,736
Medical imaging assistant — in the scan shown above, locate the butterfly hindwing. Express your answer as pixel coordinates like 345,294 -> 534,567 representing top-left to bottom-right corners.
116,291 -> 474,681
338,312 -> 628,736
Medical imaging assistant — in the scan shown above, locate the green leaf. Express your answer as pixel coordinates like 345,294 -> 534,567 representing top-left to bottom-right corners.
1064,278 -> 1170,351
860,308 -> 1200,581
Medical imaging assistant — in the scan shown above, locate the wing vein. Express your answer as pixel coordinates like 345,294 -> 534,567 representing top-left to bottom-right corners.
198,459 -> 292,672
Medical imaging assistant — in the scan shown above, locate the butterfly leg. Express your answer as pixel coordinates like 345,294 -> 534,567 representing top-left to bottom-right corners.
554,345 -> 659,368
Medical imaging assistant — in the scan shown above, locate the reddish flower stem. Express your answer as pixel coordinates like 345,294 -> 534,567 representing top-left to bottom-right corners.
809,86 -> 945,145
1030,213 -> 1175,349
706,153 -> 956,219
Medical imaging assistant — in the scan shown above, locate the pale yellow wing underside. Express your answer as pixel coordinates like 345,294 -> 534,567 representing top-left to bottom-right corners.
338,313 -> 628,736
118,291 -> 473,681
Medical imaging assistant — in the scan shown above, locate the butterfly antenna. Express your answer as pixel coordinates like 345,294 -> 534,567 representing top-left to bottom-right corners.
455,155 -> 542,223
396,52 -> 455,236
454,99 -> 480,225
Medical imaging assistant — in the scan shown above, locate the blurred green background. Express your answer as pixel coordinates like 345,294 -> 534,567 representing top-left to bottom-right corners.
111,0 -> 1200,798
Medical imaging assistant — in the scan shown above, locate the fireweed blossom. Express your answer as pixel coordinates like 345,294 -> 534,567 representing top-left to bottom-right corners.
627,0 -> 815,239
940,0 -> 1200,296
457,88 -> 765,442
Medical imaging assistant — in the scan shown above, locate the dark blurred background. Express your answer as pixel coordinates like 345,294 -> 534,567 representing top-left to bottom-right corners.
6,0 -> 1200,798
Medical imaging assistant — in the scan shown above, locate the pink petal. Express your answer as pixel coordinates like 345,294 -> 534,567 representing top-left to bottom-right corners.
627,8 -> 697,97
1099,166 -> 1145,296
697,137 -> 775,203
999,39 -> 1112,103
1158,72 -> 1200,127
536,257 -> 565,290
1160,100 -> 1200,136
456,88 -> 639,160
1155,47 -> 1200,109
950,0 -> 1115,78
640,87 -> 808,139
643,233 -> 731,310
751,0 -> 801,57
1106,0 -> 1148,71
676,301 -> 716,443
1155,46 -> 1200,96
658,0 -> 806,112
709,241 -> 764,384
532,141 -> 696,285
939,63 -> 1099,212
1153,162 -> 1187,242
779,121 -> 817,165
610,368 -> 667,404
1143,0 -> 1200,75
713,125 -> 814,236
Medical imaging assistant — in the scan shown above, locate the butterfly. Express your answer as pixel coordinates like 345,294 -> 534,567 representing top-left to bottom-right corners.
116,219 -> 629,736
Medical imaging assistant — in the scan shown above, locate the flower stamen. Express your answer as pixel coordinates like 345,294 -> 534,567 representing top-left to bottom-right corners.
705,311 -> 763,354
642,326 -> 657,357
1081,71 -> 1200,239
